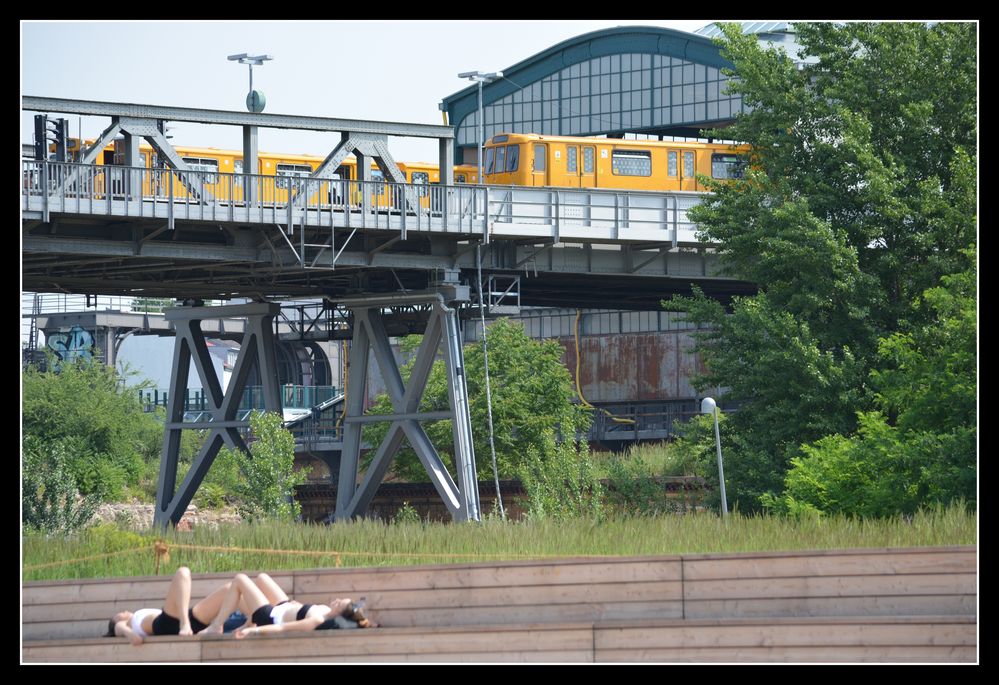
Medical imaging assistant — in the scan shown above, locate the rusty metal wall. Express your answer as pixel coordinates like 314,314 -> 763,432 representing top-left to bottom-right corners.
557,330 -> 706,402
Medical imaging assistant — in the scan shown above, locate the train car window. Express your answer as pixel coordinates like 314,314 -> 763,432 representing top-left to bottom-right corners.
234,160 -> 244,174
456,174 -> 467,183
140,153 -> 148,167
583,147 -> 595,174
411,171 -> 430,196
182,157 -> 219,183
567,146 -> 578,173
612,150 -> 652,176
533,144 -> 546,172
711,154 -> 747,179
668,151 -> 678,177
492,134 -> 509,144
683,151 -> 695,178
370,168 -> 385,194
495,146 -> 507,175
506,145 -> 520,172
485,147 -> 495,175
276,163 -> 312,189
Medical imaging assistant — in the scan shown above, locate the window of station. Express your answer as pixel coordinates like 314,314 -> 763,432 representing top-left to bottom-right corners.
181,157 -> 219,183
711,154 -> 747,180
612,150 -> 651,176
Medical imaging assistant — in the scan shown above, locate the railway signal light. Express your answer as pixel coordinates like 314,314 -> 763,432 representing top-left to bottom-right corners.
34,114 -> 69,162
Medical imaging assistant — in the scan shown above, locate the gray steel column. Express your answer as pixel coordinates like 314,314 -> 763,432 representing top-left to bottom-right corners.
122,133 -> 141,200
439,137 -> 454,185
335,321 -> 369,519
441,304 -> 480,521
355,149 -> 372,217
243,125 -> 258,205
153,302 -> 282,529
330,292 -> 479,523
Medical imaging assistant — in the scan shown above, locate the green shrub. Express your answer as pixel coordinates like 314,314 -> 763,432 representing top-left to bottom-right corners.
22,437 -> 102,534
516,431 -> 604,521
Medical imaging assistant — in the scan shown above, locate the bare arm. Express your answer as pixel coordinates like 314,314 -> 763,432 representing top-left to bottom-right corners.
234,616 -> 322,639
115,620 -> 144,646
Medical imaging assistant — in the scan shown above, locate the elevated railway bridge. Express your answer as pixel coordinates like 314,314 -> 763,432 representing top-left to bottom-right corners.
21,96 -> 754,527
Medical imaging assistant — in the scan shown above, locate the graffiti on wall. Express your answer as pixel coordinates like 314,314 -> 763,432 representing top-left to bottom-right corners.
46,325 -> 96,363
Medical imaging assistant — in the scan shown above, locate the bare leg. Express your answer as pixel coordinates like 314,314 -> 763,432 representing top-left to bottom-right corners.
190,581 -> 232,628
253,573 -> 290,605
202,574 -> 270,636
162,567 -> 193,635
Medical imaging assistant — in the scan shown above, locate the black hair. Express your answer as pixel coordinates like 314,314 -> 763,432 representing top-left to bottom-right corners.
104,619 -> 117,638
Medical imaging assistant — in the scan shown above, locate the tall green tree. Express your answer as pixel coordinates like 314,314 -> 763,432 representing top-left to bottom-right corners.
362,318 -> 590,482
22,355 -> 161,500
665,22 -> 976,511
767,256 -> 977,516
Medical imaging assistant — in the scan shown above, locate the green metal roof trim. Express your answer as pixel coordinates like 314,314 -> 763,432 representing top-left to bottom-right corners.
442,25 -> 733,136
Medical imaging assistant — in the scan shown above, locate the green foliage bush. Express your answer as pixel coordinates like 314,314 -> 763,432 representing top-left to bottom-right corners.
516,431 -> 604,521
210,411 -> 307,521
22,436 -> 102,534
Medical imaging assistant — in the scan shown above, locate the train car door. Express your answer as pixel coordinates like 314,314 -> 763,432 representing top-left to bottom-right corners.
580,145 -> 596,188
679,150 -> 696,191
531,143 -> 548,187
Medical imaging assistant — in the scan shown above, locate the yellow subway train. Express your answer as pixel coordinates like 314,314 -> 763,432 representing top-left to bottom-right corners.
482,132 -> 749,191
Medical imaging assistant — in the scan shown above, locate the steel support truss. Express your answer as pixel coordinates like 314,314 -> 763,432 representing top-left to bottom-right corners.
154,303 -> 282,528
334,292 -> 480,523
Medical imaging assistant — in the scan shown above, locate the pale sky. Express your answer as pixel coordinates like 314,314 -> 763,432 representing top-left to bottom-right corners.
21,20 -> 714,163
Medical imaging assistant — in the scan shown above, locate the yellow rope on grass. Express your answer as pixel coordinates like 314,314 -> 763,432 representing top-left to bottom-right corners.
23,544 -> 152,572
154,541 -> 623,563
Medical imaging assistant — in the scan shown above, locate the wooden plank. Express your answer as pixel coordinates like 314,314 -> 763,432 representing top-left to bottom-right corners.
200,625 -> 593,660
678,545 -> 973,563
23,573 -> 294,605
684,594 -> 977,619
683,573 -> 976,600
595,645 -> 977,662
21,638 -> 202,663
682,550 -> 976,581
364,600 -> 683,627
594,621 -> 977,649
291,559 -> 682,595
201,650 -> 595,663
294,579 -> 681,610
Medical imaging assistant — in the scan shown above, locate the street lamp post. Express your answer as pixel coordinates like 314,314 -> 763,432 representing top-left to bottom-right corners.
457,71 -> 502,184
228,53 -> 274,113
701,397 -> 729,515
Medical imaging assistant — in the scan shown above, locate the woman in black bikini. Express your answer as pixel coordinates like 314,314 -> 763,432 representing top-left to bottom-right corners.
105,566 -> 235,646
200,571 -> 376,638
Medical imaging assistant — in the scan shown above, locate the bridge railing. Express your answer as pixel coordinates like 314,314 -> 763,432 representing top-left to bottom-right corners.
23,160 -> 707,245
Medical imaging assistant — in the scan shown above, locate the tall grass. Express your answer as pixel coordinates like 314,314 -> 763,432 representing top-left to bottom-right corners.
23,504 -> 976,582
